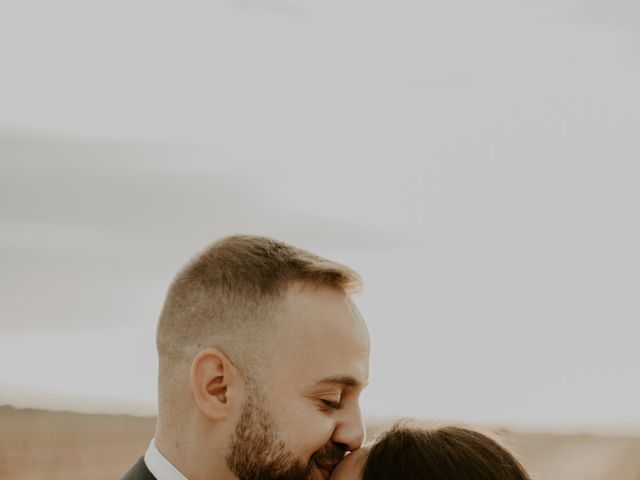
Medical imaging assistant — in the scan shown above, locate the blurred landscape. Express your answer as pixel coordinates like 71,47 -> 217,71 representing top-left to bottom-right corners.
2,405 -> 639,480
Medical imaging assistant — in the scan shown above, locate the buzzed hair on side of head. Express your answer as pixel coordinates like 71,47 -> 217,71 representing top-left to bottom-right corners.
156,234 -> 362,385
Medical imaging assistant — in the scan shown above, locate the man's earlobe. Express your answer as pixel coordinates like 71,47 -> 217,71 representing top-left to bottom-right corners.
190,349 -> 237,420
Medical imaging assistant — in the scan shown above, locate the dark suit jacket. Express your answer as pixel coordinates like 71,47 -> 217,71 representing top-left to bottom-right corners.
121,456 -> 157,480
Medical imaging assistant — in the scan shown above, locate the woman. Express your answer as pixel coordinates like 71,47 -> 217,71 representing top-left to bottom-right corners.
330,421 -> 533,480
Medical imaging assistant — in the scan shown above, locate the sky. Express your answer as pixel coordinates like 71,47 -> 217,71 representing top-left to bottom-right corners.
1,0 -> 639,432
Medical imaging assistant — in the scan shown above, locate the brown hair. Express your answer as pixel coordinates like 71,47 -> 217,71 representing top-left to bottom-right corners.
156,234 -> 362,378
362,422 -> 532,480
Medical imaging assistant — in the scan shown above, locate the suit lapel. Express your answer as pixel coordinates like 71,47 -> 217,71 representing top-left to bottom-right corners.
121,456 -> 157,480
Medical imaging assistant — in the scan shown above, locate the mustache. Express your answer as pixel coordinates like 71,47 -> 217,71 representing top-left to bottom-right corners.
312,444 -> 348,466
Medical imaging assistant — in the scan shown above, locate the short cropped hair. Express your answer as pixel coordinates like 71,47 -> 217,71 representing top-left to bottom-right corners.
363,422 -> 532,480
156,235 -> 362,379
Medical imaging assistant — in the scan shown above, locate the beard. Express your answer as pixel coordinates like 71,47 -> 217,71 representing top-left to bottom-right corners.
226,388 -> 346,480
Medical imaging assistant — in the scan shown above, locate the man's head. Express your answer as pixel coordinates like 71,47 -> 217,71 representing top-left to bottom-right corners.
155,235 -> 370,480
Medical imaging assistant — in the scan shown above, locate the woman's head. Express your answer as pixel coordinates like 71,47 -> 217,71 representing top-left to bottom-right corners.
331,422 -> 532,480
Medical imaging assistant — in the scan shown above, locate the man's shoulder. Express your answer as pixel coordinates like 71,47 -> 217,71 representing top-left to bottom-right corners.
121,456 -> 157,480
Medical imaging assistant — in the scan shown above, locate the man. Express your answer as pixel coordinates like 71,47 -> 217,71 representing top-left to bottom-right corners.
121,235 -> 370,480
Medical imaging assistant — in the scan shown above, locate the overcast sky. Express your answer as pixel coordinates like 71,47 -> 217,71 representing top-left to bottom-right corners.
1,0 -> 639,431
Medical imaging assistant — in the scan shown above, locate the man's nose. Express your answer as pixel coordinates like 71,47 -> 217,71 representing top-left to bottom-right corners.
331,406 -> 366,452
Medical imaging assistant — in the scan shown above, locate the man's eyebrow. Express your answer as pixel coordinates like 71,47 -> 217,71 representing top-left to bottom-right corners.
313,376 -> 367,388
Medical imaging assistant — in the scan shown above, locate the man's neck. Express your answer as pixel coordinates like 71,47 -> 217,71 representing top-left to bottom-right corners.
145,439 -> 188,480
154,425 -> 236,480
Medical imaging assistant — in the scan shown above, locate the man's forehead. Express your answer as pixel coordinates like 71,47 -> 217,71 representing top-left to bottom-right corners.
273,338 -> 370,392
267,283 -> 370,386
276,285 -> 367,333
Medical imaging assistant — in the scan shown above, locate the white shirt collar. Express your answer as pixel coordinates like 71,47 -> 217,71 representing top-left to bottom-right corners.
144,439 -> 189,480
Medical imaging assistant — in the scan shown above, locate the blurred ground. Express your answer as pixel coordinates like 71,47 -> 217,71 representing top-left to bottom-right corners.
1,406 -> 639,480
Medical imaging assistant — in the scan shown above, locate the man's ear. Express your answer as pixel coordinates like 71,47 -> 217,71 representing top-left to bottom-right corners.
190,348 -> 241,420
